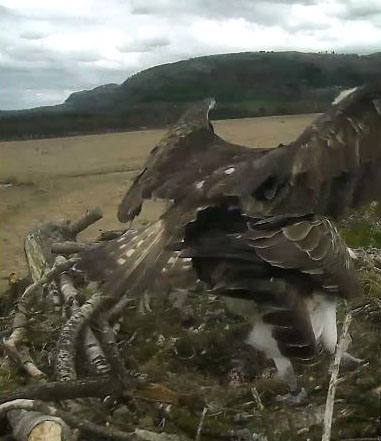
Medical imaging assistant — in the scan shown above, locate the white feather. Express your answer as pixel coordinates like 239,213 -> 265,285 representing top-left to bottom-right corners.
332,87 -> 358,105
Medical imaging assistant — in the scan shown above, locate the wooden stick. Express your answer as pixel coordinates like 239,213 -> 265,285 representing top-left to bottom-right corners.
251,387 -> 264,411
56,261 -> 111,376
68,207 -> 103,236
56,292 -> 105,381
21,258 -> 78,300
195,407 -> 208,441
0,375 -> 139,405
51,241 -> 88,255
321,309 -> 353,441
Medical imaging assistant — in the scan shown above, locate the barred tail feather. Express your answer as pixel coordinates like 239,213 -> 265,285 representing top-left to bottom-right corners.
77,220 -> 172,297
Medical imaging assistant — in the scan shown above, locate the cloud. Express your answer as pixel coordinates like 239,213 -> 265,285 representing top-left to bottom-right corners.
20,30 -> 46,40
333,0 -> 381,20
118,37 -> 170,53
0,0 -> 380,109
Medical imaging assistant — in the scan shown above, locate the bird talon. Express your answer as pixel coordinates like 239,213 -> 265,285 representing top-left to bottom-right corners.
341,352 -> 364,371
276,387 -> 307,404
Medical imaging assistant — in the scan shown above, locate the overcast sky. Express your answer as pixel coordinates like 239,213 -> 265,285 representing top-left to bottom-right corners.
1,0 -> 380,110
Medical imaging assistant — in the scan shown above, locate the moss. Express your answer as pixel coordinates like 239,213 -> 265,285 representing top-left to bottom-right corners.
339,203 -> 381,248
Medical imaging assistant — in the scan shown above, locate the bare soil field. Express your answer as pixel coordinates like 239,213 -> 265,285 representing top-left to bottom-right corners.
0,114 -> 318,290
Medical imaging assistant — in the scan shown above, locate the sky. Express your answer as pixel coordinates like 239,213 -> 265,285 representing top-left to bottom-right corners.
1,0 -> 380,110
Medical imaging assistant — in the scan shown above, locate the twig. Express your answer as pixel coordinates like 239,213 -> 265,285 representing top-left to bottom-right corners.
22,257 -> 78,300
2,299 -> 45,378
251,387 -> 264,411
195,406 -> 208,441
321,308 -> 353,441
0,400 -> 140,441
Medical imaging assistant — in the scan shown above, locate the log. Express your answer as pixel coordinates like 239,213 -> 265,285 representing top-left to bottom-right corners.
1,400 -> 140,441
7,409 -> 72,441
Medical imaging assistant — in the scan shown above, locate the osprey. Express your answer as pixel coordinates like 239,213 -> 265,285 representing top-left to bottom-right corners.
78,82 -> 381,400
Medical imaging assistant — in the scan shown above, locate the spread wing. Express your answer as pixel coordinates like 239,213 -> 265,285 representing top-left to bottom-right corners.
118,82 -> 381,222
280,81 -> 381,218
117,98 -> 267,223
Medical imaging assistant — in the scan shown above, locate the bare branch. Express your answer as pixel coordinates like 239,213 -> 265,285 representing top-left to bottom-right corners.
22,258 -> 78,300
68,207 -> 103,237
56,292 -> 105,381
51,242 -> 89,255
322,308 -> 353,441
195,407 -> 208,441
0,375 -> 143,405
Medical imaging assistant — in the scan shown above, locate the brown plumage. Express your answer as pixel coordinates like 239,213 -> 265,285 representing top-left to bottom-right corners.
78,82 -> 381,396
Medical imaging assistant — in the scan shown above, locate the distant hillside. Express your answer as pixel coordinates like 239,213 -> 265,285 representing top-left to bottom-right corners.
1,51 -> 381,140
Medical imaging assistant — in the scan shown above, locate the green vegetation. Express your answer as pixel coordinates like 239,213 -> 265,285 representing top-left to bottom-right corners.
1,51 -> 381,140
340,203 -> 381,248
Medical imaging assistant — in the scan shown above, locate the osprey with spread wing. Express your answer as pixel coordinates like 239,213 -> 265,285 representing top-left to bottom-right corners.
78,82 -> 381,399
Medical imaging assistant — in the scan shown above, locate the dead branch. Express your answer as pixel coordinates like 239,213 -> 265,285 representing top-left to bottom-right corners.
251,387 -> 264,411
92,318 -> 128,379
2,296 -> 45,379
158,403 -> 231,438
97,229 -> 126,241
56,292 -> 106,381
321,309 -> 353,441
58,268 -> 81,311
0,375 -> 141,404
21,258 -> 78,300
51,241 -> 89,255
108,294 -> 135,321
0,400 -> 141,441
68,207 -> 103,237
56,263 -> 111,376
83,327 -> 111,376
49,280 -> 63,312
195,406 -> 208,441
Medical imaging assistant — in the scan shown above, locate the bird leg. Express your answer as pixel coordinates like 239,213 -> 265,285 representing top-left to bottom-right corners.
308,294 -> 363,371
272,356 -> 307,404
246,317 -> 306,403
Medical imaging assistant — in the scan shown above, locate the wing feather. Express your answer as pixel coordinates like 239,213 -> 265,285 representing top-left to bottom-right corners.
117,98 -> 271,223
286,81 -> 381,217
118,82 -> 381,225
